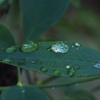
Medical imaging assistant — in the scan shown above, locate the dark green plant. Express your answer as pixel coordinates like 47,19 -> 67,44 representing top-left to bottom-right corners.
0,0 -> 100,100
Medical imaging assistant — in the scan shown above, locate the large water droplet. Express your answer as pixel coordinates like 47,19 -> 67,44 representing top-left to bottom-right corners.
5,46 -> 16,53
73,42 -> 81,47
51,42 -> 69,53
20,41 -> 38,52
40,67 -> 48,72
1,58 -> 12,63
94,61 -> 100,68
67,68 -> 75,77
65,65 -> 71,69
53,69 -> 60,75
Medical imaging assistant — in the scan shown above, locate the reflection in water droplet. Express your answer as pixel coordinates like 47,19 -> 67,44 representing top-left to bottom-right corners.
53,69 -> 60,75
5,46 -> 16,53
67,68 -> 75,77
51,42 -> 69,53
94,61 -> 100,68
31,60 -> 35,64
1,58 -> 12,63
40,67 -> 48,72
74,42 -> 80,47
22,90 -> 25,93
20,41 -> 38,52
65,65 -> 71,69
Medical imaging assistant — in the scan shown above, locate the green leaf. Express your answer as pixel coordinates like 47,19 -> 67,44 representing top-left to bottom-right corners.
19,0 -> 70,41
0,24 -> 15,47
1,86 -> 48,100
0,41 -> 100,77
65,90 -> 95,100
0,0 -> 5,5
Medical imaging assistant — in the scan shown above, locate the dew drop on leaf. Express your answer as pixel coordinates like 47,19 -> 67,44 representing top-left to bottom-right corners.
31,60 -> 35,64
51,42 -> 69,53
1,58 -> 12,63
67,68 -> 75,77
21,90 -> 25,93
20,41 -> 38,52
53,69 -> 60,75
65,65 -> 71,69
5,46 -> 17,53
94,61 -> 100,68
40,67 -> 48,72
73,42 -> 81,47
50,63 -> 54,67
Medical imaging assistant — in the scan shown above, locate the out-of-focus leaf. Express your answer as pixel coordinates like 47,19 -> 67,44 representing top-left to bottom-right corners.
0,24 -> 15,47
65,90 -> 95,100
19,0 -> 70,41
1,86 -> 48,100
0,41 -> 100,77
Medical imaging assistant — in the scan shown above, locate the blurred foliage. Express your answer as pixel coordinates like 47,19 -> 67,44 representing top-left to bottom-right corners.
64,90 -> 95,100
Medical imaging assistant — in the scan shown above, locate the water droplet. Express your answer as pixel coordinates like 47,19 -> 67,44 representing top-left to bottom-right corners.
50,64 -> 54,67
53,69 -> 60,75
1,58 -> 12,63
22,90 -> 25,93
67,68 -> 75,77
20,41 -> 38,52
73,42 -> 81,47
40,67 -> 48,72
51,42 -> 69,53
94,61 -> 100,68
5,46 -> 16,53
31,60 -> 35,64
65,65 -> 71,69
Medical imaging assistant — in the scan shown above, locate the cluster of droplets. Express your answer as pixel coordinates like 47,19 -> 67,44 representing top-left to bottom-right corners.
50,42 -> 69,53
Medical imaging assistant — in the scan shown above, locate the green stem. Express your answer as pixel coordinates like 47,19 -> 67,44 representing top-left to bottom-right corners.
35,75 -> 100,88
39,76 -> 59,84
17,67 -> 22,86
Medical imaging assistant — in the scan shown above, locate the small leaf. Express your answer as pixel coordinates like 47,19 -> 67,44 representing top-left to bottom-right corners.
0,24 -> 15,47
0,41 -> 100,77
1,86 -> 48,100
19,0 -> 70,41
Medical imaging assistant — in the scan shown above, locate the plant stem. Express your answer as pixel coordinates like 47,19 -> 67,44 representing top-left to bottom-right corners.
35,75 -> 100,88
17,67 -> 22,86
37,76 -> 59,84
